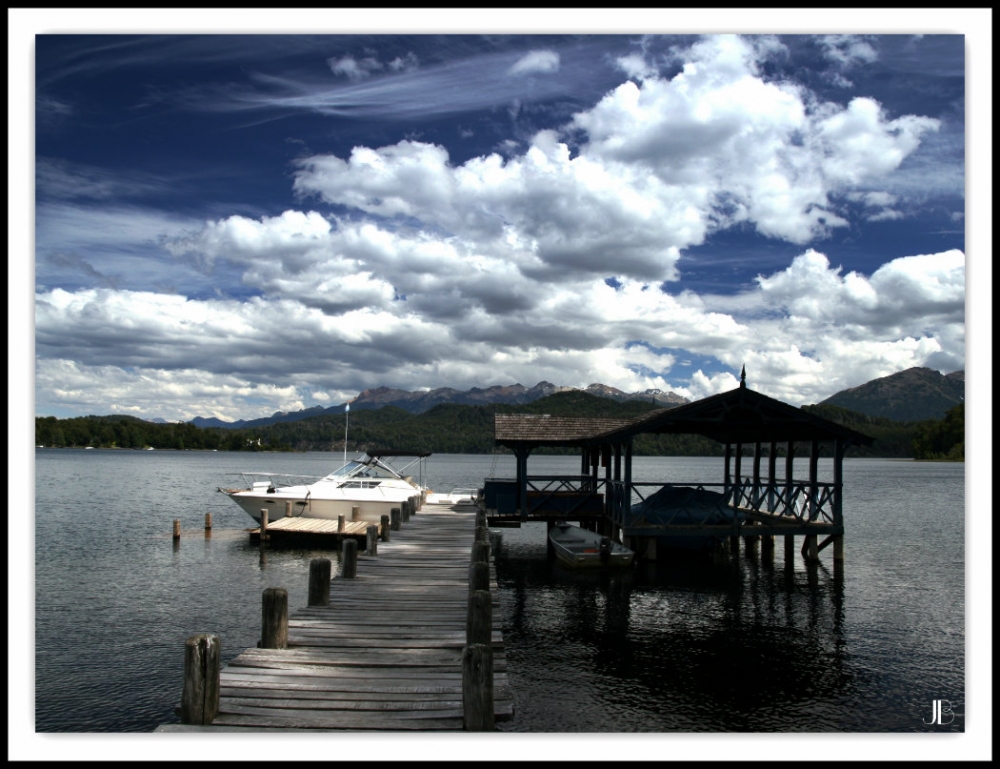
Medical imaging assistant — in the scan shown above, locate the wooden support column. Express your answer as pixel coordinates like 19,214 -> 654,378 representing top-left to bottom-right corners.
308,559 -> 332,606
724,443 -> 732,499
767,442 -> 777,512
733,443 -> 743,509
462,644 -> 494,732
261,587 -> 288,649
833,439 -> 845,560
341,539 -> 358,578
620,440 -> 632,542
785,442 -> 795,516
752,442 -> 762,510
181,634 -> 220,725
515,448 -> 530,519
809,440 -> 819,521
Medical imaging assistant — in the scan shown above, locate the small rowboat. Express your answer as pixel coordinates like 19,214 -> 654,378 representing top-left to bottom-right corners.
548,522 -> 635,568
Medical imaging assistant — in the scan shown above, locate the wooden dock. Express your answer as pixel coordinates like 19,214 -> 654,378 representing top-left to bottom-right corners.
248,516 -> 373,544
158,501 -> 512,731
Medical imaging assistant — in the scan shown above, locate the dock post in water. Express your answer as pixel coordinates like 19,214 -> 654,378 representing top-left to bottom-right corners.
341,539 -> 358,578
285,501 -> 293,518
173,519 -> 181,541
380,514 -> 390,542
466,590 -> 491,647
338,514 -> 345,533
462,644 -> 494,731
471,539 -> 490,565
469,561 -> 490,594
308,559 -> 332,607
390,507 -> 401,531
366,524 -> 378,556
180,633 -> 220,725
259,510 -> 269,545
261,587 -> 288,649
402,499 -> 410,522
351,505 -> 361,523
802,534 -> 819,562
204,513 -> 212,532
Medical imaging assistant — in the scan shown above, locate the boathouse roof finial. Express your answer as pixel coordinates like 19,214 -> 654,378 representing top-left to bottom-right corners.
740,364 -> 746,388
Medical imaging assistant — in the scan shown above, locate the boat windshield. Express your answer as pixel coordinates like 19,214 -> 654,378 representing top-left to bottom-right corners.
319,456 -> 403,483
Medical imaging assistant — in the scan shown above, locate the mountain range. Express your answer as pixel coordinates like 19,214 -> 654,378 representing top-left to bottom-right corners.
189,367 -> 963,430
817,366 -> 964,423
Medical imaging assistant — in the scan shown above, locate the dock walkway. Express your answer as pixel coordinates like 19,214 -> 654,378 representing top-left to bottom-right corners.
157,502 -> 512,731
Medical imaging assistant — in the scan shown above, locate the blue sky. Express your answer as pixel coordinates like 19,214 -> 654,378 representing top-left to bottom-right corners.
19,12 -> 986,423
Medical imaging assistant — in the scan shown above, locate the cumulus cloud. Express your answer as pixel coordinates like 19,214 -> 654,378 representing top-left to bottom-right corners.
291,32 -> 939,291
32,34 -> 964,421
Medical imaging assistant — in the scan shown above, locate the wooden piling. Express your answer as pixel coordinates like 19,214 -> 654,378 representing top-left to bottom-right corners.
260,587 -> 288,649
260,510 -> 269,544
308,559 -> 332,607
802,534 -> 819,562
403,499 -> 411,522
380,514 -> 390,542
341,539 -> 358,578
337,514 -> 345,533
180,633 -> 220,725
366,524 -> 378,556
462,643 -> 494,732
471,539 -> 490,565
390,507 -> 401,531
204,513 -> 212,532
351,505 -> 361,523
833,534 -> 844,562
469,560 -> 490,594
173,519 -> 181,541
285,501 -> 293,518
785,534 -> 795,564
466,589 -> 492,647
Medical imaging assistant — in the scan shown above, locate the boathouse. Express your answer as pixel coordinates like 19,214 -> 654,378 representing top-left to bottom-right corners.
483,371 -> 874,562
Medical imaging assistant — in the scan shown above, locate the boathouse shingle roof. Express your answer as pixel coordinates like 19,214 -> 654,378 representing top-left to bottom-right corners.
493,385 -> 874,449
493,414 -> 632,447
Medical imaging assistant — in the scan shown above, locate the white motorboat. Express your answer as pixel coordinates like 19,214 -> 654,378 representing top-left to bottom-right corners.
548,522 -> 635,568
219,451 -> 429,525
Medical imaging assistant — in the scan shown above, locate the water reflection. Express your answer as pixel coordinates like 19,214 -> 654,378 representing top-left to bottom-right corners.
495,535 -> 853,732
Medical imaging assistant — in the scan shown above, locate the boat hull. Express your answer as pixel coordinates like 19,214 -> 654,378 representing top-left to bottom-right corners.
223,487 -> 421,524
548,523 -> 634,568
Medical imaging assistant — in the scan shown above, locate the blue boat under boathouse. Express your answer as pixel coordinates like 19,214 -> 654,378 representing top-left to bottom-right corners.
482,369 -> 874,567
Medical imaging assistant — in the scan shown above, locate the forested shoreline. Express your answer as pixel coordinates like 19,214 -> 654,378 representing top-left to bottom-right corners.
35,392 -> 964,460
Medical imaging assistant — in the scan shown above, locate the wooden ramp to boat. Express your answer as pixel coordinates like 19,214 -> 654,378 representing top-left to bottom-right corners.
158,501 -> 512,731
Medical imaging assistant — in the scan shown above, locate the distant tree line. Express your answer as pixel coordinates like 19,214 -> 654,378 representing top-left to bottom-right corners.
35,393 -> 964,459
911,402 -> 964,461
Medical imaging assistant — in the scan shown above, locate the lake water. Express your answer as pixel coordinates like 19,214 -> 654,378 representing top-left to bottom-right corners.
22,449 -> 982,759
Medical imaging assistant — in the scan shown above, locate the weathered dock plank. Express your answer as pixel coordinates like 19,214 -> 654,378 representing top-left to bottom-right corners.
160,504 -> 509,732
